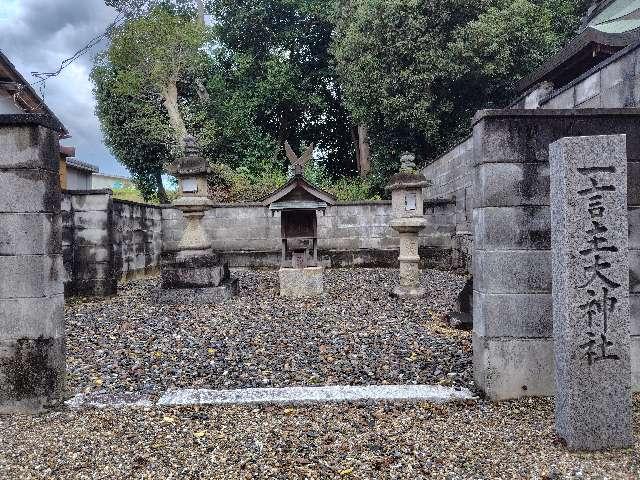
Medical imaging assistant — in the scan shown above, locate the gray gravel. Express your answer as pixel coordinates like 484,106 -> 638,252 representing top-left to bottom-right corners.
66,268 -> 471,398
1,397 -> 639,479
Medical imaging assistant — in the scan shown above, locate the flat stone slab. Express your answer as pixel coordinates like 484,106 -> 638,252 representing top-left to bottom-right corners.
279,266 -> 324,298
157,278 -> 239,304
65,392 -> 154,409
157,384 -> 476,407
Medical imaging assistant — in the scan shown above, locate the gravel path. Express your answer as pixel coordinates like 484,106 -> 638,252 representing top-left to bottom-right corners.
66,269 -> 471,398
2,397 -> 639,479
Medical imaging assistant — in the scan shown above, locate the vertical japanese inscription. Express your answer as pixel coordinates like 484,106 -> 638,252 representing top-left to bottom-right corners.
550,135 -> 633,451
576,166 -> 621,365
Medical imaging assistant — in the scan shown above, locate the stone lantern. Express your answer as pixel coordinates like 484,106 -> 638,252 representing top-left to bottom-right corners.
165,135 -> 213,258
159,136 -> 238,303
386,152 -> 429,298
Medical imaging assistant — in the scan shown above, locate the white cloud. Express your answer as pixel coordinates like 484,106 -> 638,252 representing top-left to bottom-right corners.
0,0 -> 129,176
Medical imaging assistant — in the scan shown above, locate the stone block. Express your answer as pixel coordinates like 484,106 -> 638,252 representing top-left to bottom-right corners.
473,163 -> 550,208
630,294 -> 640,336
0,169 -> 60,213
628,207 -> 640,247
472,334 -> 555,400
550,134 -> 633,450
70,193 -> 111,212
279,267 -> 324,298
473,206 -> 550,250
73,210 -> 109,230
473,250 -> 551,294
0,335 -> 65,414
161,253 -> 229,289
627,162 -> 640,206
0,255 -> 64,298
72,261 -> 113,281
575,74 -> 601,105
0,295 -> 64,339
473,292 -> 552,338
472,110 -> 640,166
631,251 -> 640,293
0,125 -> 58,171
157,278 -> 239,304
0,213 -> 61,255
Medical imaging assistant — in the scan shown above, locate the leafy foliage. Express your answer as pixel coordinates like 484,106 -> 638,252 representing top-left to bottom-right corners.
92,58 -> 175,201
332,0 -> 590,173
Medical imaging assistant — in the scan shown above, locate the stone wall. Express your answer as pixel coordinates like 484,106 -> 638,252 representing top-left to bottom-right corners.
162,201 -> 455,269
471,109 -> 640,400
62,190 -> 163,296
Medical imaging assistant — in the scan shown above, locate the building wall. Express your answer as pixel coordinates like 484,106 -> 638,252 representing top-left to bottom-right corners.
65,166 -> 93,190
537,44 -> 640,110
0,94 -> 21,114
92,174 -> 133,190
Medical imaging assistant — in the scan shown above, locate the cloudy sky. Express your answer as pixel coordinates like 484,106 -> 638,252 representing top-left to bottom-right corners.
0,0 -> 128,176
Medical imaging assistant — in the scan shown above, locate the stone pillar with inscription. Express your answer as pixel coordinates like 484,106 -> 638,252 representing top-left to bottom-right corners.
550,134 -> 633,451
387,153 -> 429,298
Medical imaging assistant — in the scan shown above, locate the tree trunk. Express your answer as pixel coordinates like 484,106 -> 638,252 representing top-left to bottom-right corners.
357,125 -> 370,177
351,125 -> 361,173
155,170 -> 169,204
161,78 -> 187,147
351,124 -> 371,176
196,0 -> 205,26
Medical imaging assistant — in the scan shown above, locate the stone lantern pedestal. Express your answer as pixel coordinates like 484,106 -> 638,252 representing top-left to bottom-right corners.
158,136 -> 238,304
387,153 -> 429,299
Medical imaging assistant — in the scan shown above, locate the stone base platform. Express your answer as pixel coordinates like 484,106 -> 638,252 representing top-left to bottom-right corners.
157,278 -> 239,304
159,252 -> 238,303
279,266 -> 324,297
391,285 -> 426,299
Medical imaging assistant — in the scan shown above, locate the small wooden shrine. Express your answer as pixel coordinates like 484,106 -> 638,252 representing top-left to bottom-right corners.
261,143 -> 336,269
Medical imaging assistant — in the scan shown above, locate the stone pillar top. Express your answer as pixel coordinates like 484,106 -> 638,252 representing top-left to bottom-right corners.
0,113 -> 66,133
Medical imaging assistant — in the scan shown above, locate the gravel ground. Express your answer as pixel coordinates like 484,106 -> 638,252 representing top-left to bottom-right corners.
66,269 -> 471,398
1,397 -> 639,479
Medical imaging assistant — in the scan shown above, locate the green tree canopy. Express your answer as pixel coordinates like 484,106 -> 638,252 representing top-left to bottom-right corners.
332,0 -> 590,180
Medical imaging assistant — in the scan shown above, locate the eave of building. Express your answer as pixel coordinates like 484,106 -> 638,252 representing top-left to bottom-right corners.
517,26 -> 640,94
0,50 -> 68,136
66,158 -> 99,174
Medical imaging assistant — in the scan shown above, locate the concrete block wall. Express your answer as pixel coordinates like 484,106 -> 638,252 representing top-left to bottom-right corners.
0,115 -> 65,413
422,137 -> 474,234
421,137 -> 474,271
472,109 -> 640,400
62,191 -> 163,296
62,190 -> 115,296
162,201 -> 454,269
111,199 -> 162,281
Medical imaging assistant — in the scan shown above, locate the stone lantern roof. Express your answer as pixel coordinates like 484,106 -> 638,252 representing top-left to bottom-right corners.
385,153 -> 429,191
165,135 -> 213,177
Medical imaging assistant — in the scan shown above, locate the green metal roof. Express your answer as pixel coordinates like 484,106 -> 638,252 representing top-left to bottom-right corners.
589,0 -> 640,34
